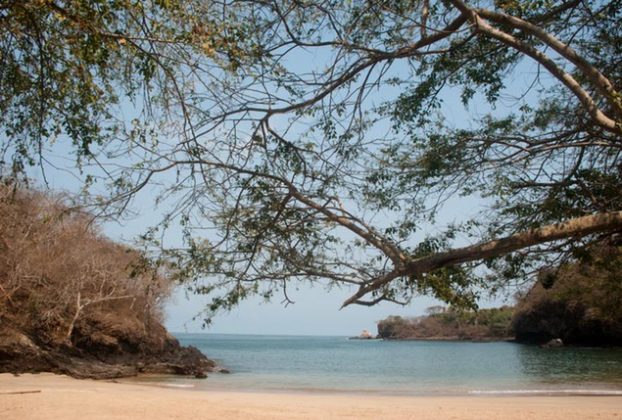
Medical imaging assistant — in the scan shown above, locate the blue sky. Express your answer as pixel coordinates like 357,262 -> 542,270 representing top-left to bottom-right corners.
91,182 -> 502,336
96,183 -> 509,336
164,275 -> 508,336
31,134 -> 510,337
20,34 -> 551,337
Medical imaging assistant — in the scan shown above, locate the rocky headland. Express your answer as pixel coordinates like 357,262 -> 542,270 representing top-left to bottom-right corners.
376,244 -> 622,347
0,184 -> 220,379
0,322 -> 217,379
376,307 -> 514,342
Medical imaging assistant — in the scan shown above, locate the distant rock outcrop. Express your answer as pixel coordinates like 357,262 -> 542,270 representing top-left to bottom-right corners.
540,338 -> 564,348
349,329 -> 376,340
377,307 -> 514,341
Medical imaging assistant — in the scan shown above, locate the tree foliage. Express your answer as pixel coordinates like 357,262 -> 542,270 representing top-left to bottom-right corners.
1,1 -> 622,321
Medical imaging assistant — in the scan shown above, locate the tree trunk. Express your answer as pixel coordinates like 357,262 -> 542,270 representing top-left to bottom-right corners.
66,291 -> 83,342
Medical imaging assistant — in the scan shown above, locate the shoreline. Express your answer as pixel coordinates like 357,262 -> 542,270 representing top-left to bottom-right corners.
378,336 -> 516,342
2,373 -> 622,420
120,374 -> 622,398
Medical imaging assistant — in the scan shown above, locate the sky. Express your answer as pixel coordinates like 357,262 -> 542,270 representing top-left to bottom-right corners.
164,281 -> 508,336
98,186 -> 509,337
155,61 -> 537,336
16,22 -> 549,337
165,284 -> 440,336
23,80 -> 524,338
90,182 -> 483,337
24,129 -> 510,337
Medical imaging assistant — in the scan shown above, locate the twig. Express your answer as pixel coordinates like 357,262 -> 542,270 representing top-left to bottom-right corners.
0,390 -> 42,395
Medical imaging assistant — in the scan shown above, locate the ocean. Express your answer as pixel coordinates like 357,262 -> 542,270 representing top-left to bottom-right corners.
159,334 -> 622,396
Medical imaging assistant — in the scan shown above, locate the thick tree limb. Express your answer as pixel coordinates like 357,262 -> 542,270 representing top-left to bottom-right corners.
474,7 -> 622,119
449,0 -> 622,135
342,211 -> 622,307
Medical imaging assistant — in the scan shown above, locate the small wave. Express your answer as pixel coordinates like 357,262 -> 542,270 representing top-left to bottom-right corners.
469,389 -> 622,396
156,383 -> 195,389
130,382 -> 196,389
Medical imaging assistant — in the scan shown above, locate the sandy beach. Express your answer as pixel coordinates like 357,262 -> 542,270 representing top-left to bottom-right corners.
1,373 -> 620,419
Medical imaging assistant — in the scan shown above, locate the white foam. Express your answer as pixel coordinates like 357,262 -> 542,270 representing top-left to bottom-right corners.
469,389 -> 622,396
132,382 -> 195,389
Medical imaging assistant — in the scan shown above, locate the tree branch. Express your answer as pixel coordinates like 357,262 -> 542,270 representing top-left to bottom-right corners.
474,7 -> 621,120
449,0 -> 621,135
343,211 -> 622,307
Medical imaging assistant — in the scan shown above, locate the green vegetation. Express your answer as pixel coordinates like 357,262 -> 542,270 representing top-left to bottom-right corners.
512,245 -> 622,346
1,2 -> 621,319
377,306 -> 514,341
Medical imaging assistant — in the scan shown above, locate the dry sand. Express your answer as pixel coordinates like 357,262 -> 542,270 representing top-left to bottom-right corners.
1,373 -> 621,419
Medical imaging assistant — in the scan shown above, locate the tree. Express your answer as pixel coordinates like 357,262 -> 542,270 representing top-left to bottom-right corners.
1,1 -> 621,321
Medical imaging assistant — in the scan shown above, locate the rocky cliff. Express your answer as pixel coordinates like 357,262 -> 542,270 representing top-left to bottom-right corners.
0,323 -> 216,379
511,244 -> 622,346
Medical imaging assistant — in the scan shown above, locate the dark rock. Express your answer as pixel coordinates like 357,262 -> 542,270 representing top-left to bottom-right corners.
541,338 -> 564,348
0,324 -> 221,380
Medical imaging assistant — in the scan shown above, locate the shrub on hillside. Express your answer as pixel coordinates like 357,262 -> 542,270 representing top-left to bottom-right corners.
0,183 -> 171,351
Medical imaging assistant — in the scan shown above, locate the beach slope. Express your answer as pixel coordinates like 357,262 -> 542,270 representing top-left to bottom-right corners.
1,373 -> 620,420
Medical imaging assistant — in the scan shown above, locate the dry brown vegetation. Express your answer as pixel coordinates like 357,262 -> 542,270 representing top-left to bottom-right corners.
0,182 -> 170,351
0,183 -> 215,378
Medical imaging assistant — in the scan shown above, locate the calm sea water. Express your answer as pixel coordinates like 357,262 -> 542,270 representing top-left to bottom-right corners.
160,334 -> 622,395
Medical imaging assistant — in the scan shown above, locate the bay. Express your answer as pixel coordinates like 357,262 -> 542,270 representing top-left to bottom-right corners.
163,334 -> 622,395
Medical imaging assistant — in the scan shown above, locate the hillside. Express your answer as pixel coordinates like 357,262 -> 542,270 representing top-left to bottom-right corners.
377,243 -> 622,346
0,183 -> 217,378
511,244 -> 622,346
377,307 -> 514,341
